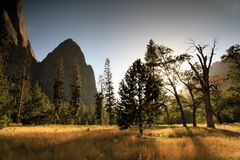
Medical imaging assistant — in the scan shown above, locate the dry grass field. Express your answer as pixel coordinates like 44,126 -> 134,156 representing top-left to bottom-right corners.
0,124 -> 240,160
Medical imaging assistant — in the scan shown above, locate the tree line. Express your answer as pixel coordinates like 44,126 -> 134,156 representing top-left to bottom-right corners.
0,40 -> 240,133
0,50 -> 95,127
96,40 -> 240,134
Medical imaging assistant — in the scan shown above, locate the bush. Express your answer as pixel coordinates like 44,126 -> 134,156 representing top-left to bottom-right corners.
0,115 -> 10,129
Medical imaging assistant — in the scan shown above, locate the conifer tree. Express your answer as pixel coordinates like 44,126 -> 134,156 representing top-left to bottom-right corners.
15,52 -> 32,123
117,59 -> 161,135
103,58 -> 115,125
70,64 -> 82,124
0,55 -> 12,115
23,81 -> 51,124
95,92 -> 104,125
53,56 -> 64,124
145,39 -> 158,75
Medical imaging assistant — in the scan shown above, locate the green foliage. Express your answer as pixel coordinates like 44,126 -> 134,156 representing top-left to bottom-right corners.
117,59 -> 162,134
15,52 -> 32,123
53,56 -> 64,123
79,105 -> 95,125
221,44 -> 240,67
103,58 -> 116,125
0,114 -> 10,129
70,64 -> 82,124
219,44 -> 240,123
0,56 -> 13,115
145,39 -> 158,75
95,92 -> 104,125
155,44 -> 188,127
22,81 -> 53,124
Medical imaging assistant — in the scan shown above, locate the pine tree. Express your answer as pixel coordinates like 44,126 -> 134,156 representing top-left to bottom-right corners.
117,59 -> 161,135
70,64 -> 82,124
95,92 -> 104,125
15,53 -> 32,123
145,39 -> 158,76
53,56 -> 64,124
145,40 -> 164,125
23,81 -> 51,124
103,58 -> 115,125
0,55 -> 13,116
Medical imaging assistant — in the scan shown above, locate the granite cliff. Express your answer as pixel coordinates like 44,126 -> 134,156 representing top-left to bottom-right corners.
38,39 -> 97,106
0,0 -> 96,106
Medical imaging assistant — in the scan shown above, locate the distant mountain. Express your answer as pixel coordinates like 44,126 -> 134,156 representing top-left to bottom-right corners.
209,60 -> 231,89
0,0 -> 96,106
37,39 -> 97,106
210,61 -> 230,77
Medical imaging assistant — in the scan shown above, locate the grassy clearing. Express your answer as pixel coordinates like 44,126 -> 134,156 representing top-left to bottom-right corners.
0,124 -> 240,160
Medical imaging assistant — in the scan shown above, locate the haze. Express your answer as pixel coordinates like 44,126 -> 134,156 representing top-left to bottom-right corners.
23,0 -> 240,94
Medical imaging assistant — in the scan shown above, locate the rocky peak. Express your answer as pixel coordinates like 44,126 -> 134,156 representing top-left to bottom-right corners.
43,38 -> 86,65
0,0 -> 36,59
38,39 -> 97,106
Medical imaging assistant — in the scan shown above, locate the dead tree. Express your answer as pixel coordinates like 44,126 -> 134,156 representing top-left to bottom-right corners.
188,40 -> 216,128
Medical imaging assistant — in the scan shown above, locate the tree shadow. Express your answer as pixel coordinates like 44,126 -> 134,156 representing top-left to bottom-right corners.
185,128 -> 218,160
170,127 -> 240,160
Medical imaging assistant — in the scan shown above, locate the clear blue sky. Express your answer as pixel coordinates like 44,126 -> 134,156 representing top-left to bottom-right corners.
23,0 -> 240,96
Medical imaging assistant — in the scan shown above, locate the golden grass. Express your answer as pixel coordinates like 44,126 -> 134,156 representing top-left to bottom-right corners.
0,124 -> 240,160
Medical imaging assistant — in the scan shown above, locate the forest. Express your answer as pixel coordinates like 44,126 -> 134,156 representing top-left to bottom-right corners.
1,39 -> 240,132
1,39 -> 240,160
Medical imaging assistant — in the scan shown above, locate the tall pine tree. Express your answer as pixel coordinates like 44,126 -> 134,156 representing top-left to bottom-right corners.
0,55 -> 13,116
15,52 -> 32,123
70,64 -> 82,124
23,81 -> 51,124
95,92 -> 104,125
103,58 -> 115,125
145,39 -> 158,76
117,59 -> 161,135
53,56 -> 64,124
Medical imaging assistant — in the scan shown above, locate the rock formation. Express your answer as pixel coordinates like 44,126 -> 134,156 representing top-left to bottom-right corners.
209,60 -> 231,89
0,0 -> 97,106
38,39 -> 97,106
0,0 -> 35,57
0,0 -> 36,76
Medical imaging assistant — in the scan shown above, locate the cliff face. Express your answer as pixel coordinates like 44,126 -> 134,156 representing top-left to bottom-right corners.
0,0 -> 35,58
0,0 -> 97,106
0,0 -> 37,79
38,39 -> 97,106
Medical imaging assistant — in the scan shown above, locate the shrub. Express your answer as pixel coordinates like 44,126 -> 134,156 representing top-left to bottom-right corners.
0,115 -> 10,129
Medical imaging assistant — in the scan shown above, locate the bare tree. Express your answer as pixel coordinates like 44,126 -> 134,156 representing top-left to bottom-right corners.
188,40 -> 216,128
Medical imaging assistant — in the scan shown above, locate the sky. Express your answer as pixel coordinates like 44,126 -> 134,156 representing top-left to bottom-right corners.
23,0 -> 240,96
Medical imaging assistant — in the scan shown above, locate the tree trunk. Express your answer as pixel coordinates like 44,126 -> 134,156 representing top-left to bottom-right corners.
54,104 -> 60,124
174,92 -> 187,128
203,89 -> 215,128
170,81 -> 187,128
213,112 -> 222,124
17,72 -> 25,123
139,119 -> 143,135
164,105 -> 170,124
189,90 -> 197,127
109,107 -> 113,125
192,106 -> 197,127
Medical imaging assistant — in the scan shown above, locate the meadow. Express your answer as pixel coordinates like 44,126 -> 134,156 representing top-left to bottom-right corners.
0,124 -> 240,160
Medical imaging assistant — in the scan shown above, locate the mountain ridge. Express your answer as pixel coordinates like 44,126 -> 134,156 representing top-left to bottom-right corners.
0,0 -> 97,106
